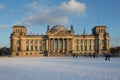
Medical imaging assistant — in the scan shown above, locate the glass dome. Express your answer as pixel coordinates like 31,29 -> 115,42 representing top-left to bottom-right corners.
51,25 -> 66,31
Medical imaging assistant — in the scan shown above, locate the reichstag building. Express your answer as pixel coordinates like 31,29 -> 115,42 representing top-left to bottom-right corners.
10,25 -> 110,56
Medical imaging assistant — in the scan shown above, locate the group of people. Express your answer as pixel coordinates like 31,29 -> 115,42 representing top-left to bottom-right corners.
72,53 -> 78,58
105,54 -> 111,60
72,52 -> 111,60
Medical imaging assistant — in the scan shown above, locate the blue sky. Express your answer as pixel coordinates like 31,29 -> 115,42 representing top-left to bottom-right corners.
0,0 -> 120,48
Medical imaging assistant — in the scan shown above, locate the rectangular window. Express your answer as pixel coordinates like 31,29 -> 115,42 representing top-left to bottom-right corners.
89,45 -> 91,51
76,46 -> 78,50
39,46 -> 42,51
35,40 -> 38,44
75,40 -> 77,44
31,46 -> 33,51
40,40 -> 42,44
81,45 -> 83,51
79,45 -> 81,50
17,47 -> 20,51
26,41 -> 29,44
76,39 -> 79,44
26,46 -> 29,51
85,45 -> 87,50
16,40 -> 20,44
85,39 -> 87,43
35,46 -> 38,51
31,40 -> 33,44
80,40 -> 82,44
102,40 -> 104,44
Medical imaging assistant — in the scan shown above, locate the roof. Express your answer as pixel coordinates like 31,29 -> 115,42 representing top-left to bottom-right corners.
95,25 -> 107,28
13,25 -> 26,28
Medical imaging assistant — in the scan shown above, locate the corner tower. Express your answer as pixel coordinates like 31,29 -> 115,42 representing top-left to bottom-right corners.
10,25 -> 27,56
12,25 -> 27,36
92,26 -> 110,54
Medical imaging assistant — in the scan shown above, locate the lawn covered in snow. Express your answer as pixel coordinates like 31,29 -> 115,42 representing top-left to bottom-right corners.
0,57 -> 120,80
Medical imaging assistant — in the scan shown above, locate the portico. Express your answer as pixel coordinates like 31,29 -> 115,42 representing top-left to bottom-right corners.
47,38 -> 73,53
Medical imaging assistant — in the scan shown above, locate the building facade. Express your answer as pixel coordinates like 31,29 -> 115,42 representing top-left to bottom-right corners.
10,25 -> 110,56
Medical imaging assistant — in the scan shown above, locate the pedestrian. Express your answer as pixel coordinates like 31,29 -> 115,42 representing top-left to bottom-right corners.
105,55 -> 107,60
93,52 -> 96,58
104,52 -> 107,60
76,54 -> 78,58
104,53 -> 110,60
108,54 -> 111,60
73,53 -> 75,58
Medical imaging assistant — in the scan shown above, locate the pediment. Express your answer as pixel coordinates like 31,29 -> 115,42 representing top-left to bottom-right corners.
53,31 -> 71,36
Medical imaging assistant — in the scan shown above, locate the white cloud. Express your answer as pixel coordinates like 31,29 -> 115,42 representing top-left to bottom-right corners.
24,1 -> 69,25
0,24 -> 9,28
59,0 -> 86,16
26,1 -> 51,13
27,1 -> 44,11
23,0 -> 86,25
23,10 -> 69,25
0,3 -> 5,10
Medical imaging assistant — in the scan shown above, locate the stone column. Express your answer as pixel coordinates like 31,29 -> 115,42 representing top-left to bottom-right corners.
50,39 -> 51,51
21,38 -> 25,56
32,40 -> 34,51
98,39 -> 101,51
13,39 -> 15,51
19,38 -> 23,56
53,39 -> 55,52
64,39 -> 66,53
21,39 -> 25,51
106,39 -> 109,51
86,39 -> 89,51
51,39 -> 53,51
91,40 -> 93,51
78,39 -> 80,51
48,39 -> 50,52
46,39 -> 48,51
67,39 -> 69,52
83,39 -> 84,51
28,40 -> 30,51
37,40 -> 39,51
12,39 -> 16,56
57,39 -> 60,52
52,39 -> 53,51
72,39 -> 74,53
20,39 -> 23,51
62,39 -> 64,52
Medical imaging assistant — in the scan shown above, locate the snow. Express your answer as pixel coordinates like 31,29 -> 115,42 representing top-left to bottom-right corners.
0,57 -> 120,80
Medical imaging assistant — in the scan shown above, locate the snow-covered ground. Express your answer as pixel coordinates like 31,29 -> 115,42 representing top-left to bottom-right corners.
0,57 -> 120,80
